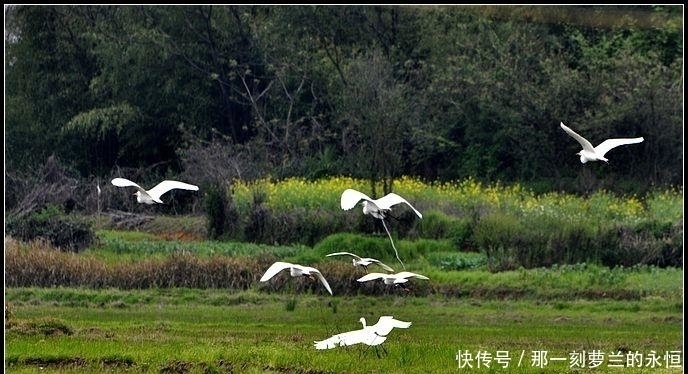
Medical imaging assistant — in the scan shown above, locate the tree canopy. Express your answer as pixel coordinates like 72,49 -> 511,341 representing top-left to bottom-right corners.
5,5 -> 683,198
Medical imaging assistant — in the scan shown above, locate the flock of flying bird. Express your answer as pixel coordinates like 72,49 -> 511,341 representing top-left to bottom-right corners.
110,122 -> 644,356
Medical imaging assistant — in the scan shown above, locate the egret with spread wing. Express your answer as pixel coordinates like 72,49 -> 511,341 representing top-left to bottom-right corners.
560,122 -> 644,164
357,271 -> 430,285
111,177 -> 199,204
259,261 -> 333,295
340,188 -> 422,219
314,316 -> 412,357
340,189 -> 423,270
326,252 -> 394,273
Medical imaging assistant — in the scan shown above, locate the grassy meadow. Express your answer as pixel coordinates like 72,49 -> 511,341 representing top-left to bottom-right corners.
4,176 -> 684,373
4,287 -> 684,374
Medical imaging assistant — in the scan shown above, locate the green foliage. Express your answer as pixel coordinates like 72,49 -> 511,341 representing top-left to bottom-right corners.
62,103 -> 143,174
473,213 -> 523,271
5,6 -> 683,192
424,251 -> 487,271
63,103 -> 141,139
417,211 -> 473,249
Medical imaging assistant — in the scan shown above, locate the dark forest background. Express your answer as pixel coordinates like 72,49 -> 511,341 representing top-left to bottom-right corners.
4,5 -> 683,216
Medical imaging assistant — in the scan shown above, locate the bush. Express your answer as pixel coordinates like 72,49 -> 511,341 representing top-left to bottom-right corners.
470,208 -> 683,271
5,205 -> 95,252
610,219 -> 683,268
202,183 -> 235,240
313,233 -> 394,261
417,211 -> 474,250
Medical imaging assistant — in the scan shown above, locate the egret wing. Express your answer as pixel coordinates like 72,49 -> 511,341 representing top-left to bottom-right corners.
314,329 -> 365,349
259,262 -> 292,282
326,252 -> 362,261
376,316 -> 412,330
340,189 -> 373,210
358,330 -> 388,346
376,193 -> 423,218
369,259 -> 394,272
560,122 -> 595,152
147,180 -> 199,201
310,269 -> 333,295
111,178 -> 146,193
594,137 -> 644,157
395,271 -> 429,280
356,272 -> 386,283
373,316 -> 412,336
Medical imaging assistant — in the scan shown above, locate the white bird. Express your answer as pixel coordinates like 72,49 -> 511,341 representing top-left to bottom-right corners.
314,316 -> 412,357
560,122 -> 644,163
259,261 -> 333,295
111,177 -> 199,204
357,271 -> 429,285
340,189 -> 423,270
326,252 -> 394,273
340,188 -> 422,219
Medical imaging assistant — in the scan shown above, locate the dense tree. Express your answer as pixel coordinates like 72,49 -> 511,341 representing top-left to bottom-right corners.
5,6 -> 98,172
4,5 -> 683,209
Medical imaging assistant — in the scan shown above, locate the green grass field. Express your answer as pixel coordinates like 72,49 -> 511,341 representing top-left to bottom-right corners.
5,281 -> 683,373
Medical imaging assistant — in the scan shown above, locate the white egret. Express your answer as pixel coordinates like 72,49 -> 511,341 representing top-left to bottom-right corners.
340,188 -> 423,270
357,271 -> 429,285
111,177 -> 199,204
340,188 -> 422,219
259,261 -> 333,295
326,252 -> 394,273
560,122 -> 644,164
96,183 -> 101,217
314,316 -> 412,357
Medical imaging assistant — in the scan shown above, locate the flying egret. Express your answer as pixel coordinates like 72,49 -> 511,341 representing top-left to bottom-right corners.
357,271 -> 429,285
314,316 -> 412,357
259,261 -> 333,295
560,122 -> 644,164
111,177 -> 199,204
326,252 -> 394,273
340,189 -> 422,219
340,189 -> 423,271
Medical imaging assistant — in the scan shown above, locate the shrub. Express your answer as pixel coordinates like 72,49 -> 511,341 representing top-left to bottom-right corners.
612,218 -> 683,268
244,189 -> 270,243
417,211 -> 474,250
425,251 -> 487,271
202,183 -> 229,240
5,205 -> 96,252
